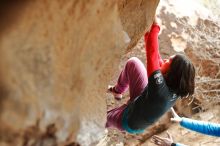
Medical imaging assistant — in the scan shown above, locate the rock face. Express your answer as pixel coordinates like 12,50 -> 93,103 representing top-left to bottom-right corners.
0,0 -> 159,145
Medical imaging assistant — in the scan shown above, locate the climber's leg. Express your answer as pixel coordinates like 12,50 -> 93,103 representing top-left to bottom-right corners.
114,57 -> 148,101
106,57 -> 148,130
105,104 -> 127,131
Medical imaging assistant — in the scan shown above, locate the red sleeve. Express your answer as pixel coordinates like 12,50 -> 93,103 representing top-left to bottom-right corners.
158,53 -> 164,67
144,24 -> 161,77
145,31 -> 164,68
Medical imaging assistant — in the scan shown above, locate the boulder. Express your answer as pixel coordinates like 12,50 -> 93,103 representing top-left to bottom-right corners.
0,0 -> 159,145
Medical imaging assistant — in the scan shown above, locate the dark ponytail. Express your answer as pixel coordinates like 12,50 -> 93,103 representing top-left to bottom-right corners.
165,54 -> 195,97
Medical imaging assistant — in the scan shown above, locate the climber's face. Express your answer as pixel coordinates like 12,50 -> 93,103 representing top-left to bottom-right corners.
161,55 -> 175,74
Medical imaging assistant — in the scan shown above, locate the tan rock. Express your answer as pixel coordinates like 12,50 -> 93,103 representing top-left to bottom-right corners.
0,0 -> 159,145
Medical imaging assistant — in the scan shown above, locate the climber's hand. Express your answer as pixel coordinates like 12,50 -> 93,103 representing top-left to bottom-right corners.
153,15 -> 159,25
170,108 -> 182,123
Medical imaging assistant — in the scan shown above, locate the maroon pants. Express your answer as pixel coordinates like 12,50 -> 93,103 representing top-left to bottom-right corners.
106,57 -> 148,131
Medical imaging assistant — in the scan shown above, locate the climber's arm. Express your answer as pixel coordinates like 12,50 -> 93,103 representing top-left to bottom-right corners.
158,53 -> 164,67
144,23 -> 161,77
144,31 -> 164,68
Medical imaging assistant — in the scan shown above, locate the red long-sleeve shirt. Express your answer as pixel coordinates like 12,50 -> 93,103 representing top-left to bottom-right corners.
144,24 -> 163,77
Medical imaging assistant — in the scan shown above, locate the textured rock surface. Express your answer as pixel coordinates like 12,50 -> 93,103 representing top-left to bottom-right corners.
0,0 -> 159,145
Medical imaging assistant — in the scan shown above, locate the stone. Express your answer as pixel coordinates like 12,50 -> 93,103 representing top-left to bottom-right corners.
0,0 -> 159,145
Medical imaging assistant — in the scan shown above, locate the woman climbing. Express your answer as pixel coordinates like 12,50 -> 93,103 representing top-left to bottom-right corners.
106,17 -> 196,134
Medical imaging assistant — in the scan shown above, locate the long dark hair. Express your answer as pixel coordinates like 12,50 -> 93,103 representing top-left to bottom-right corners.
165,54 -> 195,97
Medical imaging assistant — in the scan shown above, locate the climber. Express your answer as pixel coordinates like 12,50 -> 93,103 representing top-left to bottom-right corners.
105,17 -> 196,134
151,108 -> 220,146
